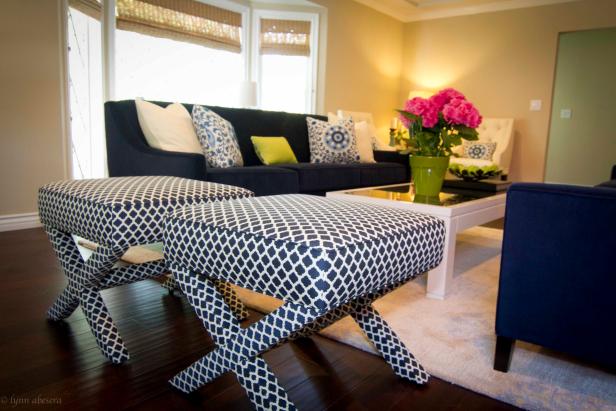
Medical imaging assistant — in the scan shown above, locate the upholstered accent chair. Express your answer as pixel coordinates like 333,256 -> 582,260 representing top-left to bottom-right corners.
494,180 -> 616,372
452,118 -> 515,176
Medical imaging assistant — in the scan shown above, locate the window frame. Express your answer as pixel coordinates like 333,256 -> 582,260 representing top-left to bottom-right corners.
61,0 -> 324,179
251,9 -> 319,113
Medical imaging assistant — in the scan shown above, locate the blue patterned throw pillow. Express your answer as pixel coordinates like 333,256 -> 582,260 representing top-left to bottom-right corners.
463,141 -> 497,160
192,105 -> 243,168
306,117 -> 360,164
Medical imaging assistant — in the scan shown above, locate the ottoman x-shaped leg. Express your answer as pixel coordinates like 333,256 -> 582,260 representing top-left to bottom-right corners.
46,228 -> 166,363
169,266 -> 429,411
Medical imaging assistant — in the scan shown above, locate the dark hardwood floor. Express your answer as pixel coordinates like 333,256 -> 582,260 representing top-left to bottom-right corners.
0,228 -> 519,410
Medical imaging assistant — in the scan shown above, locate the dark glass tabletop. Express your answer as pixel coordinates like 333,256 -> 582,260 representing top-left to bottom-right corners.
344,184 -> 505,207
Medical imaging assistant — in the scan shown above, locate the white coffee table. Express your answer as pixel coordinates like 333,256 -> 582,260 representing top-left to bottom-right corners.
327,183 -> 506,299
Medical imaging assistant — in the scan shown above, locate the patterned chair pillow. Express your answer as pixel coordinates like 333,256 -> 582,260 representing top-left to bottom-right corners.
463,141 -> 497,161
306,117 -> 360,164
192,105 -> 243,168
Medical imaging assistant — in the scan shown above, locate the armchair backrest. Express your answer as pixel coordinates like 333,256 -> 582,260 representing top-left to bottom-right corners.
476,118 -> 514,174
496,183 -> 616,367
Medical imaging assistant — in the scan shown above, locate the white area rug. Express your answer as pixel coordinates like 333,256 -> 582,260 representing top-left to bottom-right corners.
82,227 -> 615,410
234,227 -> 616,411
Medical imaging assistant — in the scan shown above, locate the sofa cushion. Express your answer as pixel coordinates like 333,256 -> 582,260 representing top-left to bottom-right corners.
205,166 -> 299,196
357,162 -> 407,187
276,163 -> 361,193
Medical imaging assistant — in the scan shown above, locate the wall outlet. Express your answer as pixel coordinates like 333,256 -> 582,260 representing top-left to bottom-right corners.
530,100 -> 542,111
560,108 -> 572,119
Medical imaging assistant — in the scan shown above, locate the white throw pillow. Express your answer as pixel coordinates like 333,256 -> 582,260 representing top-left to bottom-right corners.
327,112 -> 340,123
354,121 -> 376,163
135,99 -> 201,154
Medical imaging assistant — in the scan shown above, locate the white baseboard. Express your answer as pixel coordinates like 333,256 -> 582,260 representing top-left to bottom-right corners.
0,212 -> 41,232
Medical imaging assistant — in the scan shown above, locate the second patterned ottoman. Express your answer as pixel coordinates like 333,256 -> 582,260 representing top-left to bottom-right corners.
164,194 -> 446,410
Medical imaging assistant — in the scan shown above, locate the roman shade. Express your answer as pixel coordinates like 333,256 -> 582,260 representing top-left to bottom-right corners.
260,18 -> 311,56
116,0 -> 243,52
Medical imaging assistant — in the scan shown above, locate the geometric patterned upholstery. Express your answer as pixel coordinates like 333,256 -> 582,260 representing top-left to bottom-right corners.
164,194 -> 445,311
39,176 -> 254,363
164,194 -> 446,409
39,176 -> 252,247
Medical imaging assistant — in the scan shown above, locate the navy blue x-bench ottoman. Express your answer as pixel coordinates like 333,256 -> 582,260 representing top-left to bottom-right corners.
39,176 -> 253,363
164,194 -> 446,410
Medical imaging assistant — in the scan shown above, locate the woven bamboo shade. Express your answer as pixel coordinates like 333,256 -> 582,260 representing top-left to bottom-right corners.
260,18 -> 311,57
116,0 -> 243,52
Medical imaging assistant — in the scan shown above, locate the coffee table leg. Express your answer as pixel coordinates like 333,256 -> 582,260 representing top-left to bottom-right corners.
426,217 -> 457,299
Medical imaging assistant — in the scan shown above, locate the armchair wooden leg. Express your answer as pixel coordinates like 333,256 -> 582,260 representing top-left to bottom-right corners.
494,335 -> 515,372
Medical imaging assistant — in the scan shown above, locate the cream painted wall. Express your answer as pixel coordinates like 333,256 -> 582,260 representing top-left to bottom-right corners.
312,0 -> 404,142
400,0 -> 616,182
0,0 -> 68,216
545,28 -> 616,185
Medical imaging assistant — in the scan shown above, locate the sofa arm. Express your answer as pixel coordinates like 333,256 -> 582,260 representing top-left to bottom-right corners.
374,150 -> 410,178
105,101 -> 207,180
496,183 -> 616,367
109,146 -> 207,180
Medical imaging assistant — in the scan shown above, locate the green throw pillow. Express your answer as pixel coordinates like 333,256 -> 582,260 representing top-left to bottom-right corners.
251,136 -> 298,165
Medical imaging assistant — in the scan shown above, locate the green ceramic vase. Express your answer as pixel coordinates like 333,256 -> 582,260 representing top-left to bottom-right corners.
410,155 -> 450,199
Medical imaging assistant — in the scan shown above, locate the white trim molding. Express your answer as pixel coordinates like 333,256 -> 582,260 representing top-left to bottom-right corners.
0,213 -> 42,232
353,0 -> 580,22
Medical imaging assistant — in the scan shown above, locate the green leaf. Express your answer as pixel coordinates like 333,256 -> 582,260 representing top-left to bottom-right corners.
457,126 -> 479,141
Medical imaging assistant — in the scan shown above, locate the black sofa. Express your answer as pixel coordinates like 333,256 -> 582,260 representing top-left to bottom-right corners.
597,164 -> 616,188
493,168 -> 616,372
105,100 -> 409,196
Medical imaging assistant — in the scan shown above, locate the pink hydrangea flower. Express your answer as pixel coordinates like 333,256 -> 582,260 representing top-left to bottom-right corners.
429,88 -> 466,110
399,97 -> 439,128
442,98 -> 482,128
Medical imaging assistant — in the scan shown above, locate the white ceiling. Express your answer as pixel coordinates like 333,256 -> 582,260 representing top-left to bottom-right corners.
352,0 -> 580,22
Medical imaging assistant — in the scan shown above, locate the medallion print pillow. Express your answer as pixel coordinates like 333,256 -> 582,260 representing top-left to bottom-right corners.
462,141 -> 497,161
192,105 -> 243,168
306,117 -> 360,164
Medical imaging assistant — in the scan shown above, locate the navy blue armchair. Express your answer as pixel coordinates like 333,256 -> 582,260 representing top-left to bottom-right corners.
494,182 -> 616,371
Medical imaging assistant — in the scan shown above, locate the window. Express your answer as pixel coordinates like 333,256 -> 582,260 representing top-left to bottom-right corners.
115,31 -> 244,106
63,1 -> 323,178
114,0 -> 245,105
255,13 -> 318,114
67,3 -> 105,179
